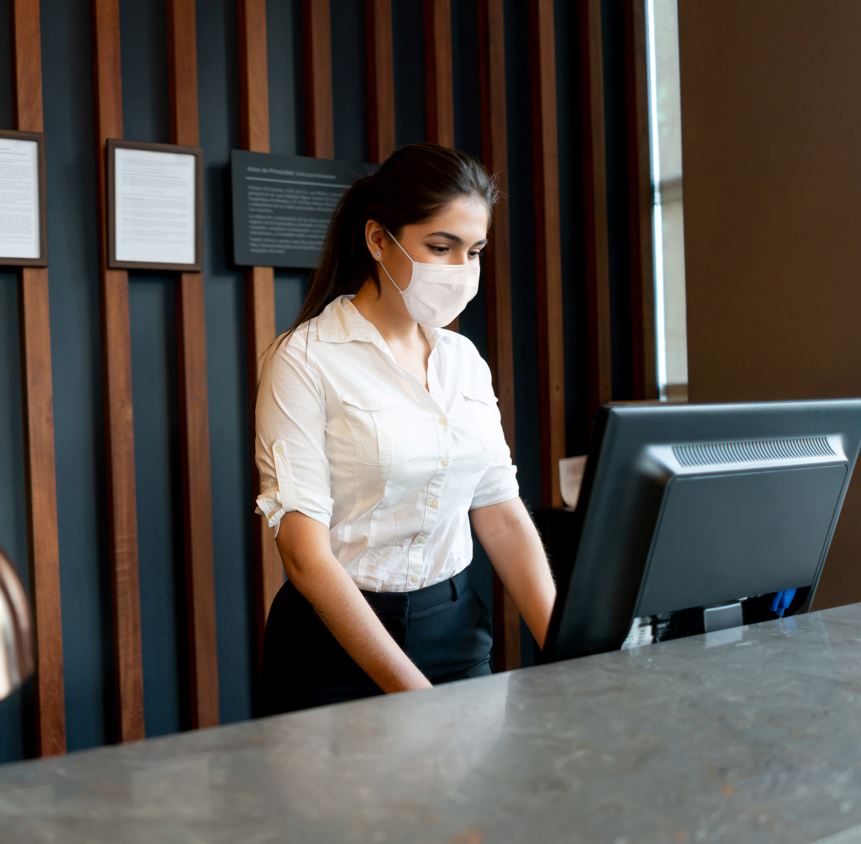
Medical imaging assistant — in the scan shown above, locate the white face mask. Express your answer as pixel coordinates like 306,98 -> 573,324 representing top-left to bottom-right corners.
376,227 -> 481,327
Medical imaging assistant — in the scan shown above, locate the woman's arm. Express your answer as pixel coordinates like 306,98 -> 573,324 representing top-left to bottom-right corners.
469,498 -> 556,649
275,510 -> 432,693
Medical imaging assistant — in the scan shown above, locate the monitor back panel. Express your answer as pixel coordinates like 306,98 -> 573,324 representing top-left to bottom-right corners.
635,464 -> 847,616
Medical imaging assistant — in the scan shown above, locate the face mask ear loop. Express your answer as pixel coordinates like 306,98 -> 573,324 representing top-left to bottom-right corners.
383,226 -> 415,264
379,226 -> 417,294
377,258 -> 405,296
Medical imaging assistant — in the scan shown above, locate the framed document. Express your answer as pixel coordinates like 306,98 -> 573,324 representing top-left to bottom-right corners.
0,130 -> 47,267
107,139 -> 203,271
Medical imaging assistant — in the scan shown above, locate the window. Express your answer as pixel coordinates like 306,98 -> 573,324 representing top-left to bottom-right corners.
646,0 -> 687,399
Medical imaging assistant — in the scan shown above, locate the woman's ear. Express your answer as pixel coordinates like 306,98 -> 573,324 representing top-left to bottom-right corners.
365,220 -> 385,261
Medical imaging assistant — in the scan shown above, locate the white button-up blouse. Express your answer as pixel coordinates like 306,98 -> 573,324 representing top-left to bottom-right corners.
254,294 -> 519,592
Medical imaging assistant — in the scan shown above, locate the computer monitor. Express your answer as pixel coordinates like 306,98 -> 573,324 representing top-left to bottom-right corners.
540,399 -> 861,663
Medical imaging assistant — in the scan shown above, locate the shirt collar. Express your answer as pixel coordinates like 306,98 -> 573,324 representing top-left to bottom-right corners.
315,295 -> 443,351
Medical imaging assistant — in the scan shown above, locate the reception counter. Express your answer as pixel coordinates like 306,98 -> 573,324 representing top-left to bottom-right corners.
2,604 -> 861,843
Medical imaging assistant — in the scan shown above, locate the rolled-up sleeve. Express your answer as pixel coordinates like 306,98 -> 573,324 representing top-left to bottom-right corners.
469,356 -> 520,510
255,330 -> 334,537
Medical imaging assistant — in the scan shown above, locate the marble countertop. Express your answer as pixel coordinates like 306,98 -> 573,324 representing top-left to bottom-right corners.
3,605 -> 861,843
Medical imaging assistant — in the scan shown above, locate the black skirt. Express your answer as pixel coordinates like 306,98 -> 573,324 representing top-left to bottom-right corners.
260,566 -> 493,715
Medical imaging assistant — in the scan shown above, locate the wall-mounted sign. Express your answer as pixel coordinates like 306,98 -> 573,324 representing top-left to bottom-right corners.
0,130 -> 47,267
107,139 -> 203,271
231,151 -> 372,268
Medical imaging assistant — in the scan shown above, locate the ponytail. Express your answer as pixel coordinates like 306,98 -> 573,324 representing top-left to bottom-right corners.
284,174 -> 378,335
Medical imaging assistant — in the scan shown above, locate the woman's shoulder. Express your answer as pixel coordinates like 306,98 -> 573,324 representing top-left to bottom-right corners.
269,320 -> 314,356
435,326 -> 480,358
435,329 -> 493,384
436,328 -> 487,367
266,296 -> 348,363
259,321 -> 322,382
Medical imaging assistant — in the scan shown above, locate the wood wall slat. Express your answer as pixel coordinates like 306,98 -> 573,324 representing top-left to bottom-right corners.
529,0 -> 566,509
92,0 -> 145,744
423,0 -> 460,333
423,0 -> 454,147
18,273 -> 65,757
478,0 -> 520,671
577,0 -> 612,425
238,0 -> 271,154
365,0 -> 396,163
623,0 -> 657,400
167,0 -> 220,731
247,269 -> 278,656
167,0 -> 199,144
478,1 -> 514,441
11,0 -> 43,129
175,278 -> 219,728
303,0 -> 335,159
237,0 -> 281,662
12,0 -> 66,758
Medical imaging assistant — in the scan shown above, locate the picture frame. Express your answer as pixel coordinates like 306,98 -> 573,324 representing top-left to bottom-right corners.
107,139 -> 203,272
0,130 -> 48,268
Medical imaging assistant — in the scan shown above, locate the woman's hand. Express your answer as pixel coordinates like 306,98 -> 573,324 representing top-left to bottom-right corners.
275,511 -> 433,693
469,497 -> 557,649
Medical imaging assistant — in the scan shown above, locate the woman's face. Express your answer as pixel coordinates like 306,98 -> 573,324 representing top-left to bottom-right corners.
367,194 -> 489,292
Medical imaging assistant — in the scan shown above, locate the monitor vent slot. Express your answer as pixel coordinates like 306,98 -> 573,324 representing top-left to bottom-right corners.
673,436 -> 835,467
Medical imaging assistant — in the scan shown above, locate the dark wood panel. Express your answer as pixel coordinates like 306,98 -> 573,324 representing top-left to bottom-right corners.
18,271 -> 66,757
167,0 -> 219,730
238,0 -> 282,660
167,0 -> 199,143
92,0 -> 145,744
12,0 -> 66,758
576,0 -> 612,428
478,0 -> 514,430
238,0 -> 271,154
365,0 -> 396,163
423,0 -> 454,147
529,0 -> 567,509
19,271 -> 66,758
478,0 -> 519,671
11,0 -> 43,130
623,0 -> 656,400
678,1 -> 861,610
247,269 -> 280,653
175,275 -> 219,728
423,0 -> 459,333
303,0 -> 334,158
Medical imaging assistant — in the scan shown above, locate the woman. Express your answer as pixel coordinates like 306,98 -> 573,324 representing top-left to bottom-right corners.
255,143 -> 556,714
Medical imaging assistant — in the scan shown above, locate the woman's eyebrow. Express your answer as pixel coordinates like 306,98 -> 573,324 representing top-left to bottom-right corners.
426,231 -> 488,247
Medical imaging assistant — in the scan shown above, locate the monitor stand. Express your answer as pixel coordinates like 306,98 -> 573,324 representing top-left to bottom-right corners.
624,601 -> 746,650
703,601 -> 744,633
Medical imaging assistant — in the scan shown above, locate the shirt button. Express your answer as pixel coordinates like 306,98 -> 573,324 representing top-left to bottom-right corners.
438,417 -> 448,426
428,499 -> 439,510
415,534 -> 426,545
408,574 -> 419,585
440,458 -> 450,468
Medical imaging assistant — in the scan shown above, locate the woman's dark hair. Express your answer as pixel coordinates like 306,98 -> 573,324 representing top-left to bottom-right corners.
285,143 -> 499,336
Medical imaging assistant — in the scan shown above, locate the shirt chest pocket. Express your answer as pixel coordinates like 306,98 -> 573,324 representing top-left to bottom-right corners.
460,386 -> 499,452
341,392 -> 427,465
